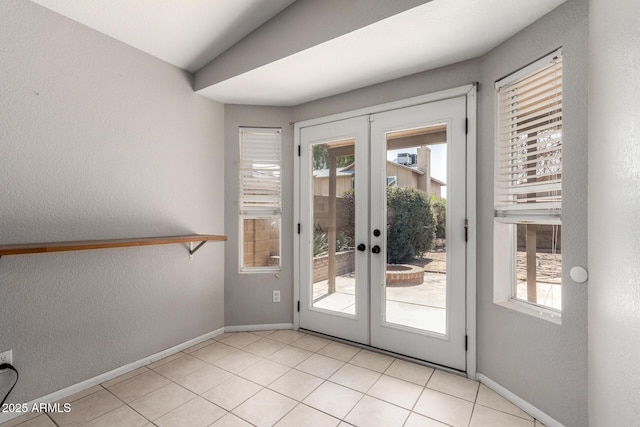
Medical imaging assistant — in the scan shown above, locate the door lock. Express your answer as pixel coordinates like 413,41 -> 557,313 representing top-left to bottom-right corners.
357,243 -> 366,252
371,245 -> 381,254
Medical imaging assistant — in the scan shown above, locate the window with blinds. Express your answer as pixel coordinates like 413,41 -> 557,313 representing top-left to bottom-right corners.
495,50 -> 562,222
493,50 -> 563,317
239,127 -> 282,272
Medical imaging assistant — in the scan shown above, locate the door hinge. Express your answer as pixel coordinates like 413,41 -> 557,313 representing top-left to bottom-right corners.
297,301 -> 300,312
369,115 -> 375,122
298,145 -> 301,156
465,335 -> 468,351
465,118 -> 468,135
297,223 -> 301,234
464,219 -> 468,242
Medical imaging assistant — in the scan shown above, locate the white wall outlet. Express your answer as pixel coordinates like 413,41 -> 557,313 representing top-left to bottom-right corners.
0,349 -> 12,365
273,290 -> 281,303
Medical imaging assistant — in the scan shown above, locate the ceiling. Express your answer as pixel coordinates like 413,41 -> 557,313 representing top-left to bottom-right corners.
30,0 -> 296,72
31,0 -> 566,106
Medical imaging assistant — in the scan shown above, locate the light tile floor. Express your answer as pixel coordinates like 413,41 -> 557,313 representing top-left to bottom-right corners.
2,330 -> 546,427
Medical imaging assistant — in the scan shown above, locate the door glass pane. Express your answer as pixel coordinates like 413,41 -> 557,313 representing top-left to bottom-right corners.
311,139 -> 357,315
384,125 -> 447,334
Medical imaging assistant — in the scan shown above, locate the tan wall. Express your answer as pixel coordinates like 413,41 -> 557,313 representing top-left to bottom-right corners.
243,218 -> 280,267
387,163 -> 419,188
313,195 -> 351,231
313,175 -> 352,196
312,250 -> 355,282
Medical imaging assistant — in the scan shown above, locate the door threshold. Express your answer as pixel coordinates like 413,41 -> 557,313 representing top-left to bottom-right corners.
299,328 -> 467,377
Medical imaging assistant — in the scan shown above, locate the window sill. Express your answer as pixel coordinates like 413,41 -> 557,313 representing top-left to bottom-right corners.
494,299 -> 561,325
239,267 -> 281,274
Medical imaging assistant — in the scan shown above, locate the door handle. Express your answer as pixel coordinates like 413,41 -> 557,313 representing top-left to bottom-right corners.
371,245 -> 381,254
357,243 -> 366,252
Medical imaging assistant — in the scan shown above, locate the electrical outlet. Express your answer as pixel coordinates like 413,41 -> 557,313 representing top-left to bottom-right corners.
273,290 -> 281,303
0,350 -> 12,365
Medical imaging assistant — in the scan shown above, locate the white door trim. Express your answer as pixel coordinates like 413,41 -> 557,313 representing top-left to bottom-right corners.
294,84 -> 477,377
465,85 -> 477,379
295,85 -> 473,129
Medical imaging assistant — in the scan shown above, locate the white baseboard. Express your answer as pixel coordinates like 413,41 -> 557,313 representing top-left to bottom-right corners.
0,327 -> 225,425
476,373 -> 564,427
224,323 -> 293,332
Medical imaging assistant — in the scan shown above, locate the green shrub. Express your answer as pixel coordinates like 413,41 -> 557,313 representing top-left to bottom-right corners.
313,226 -> 329,257
341,189 -> 356,244
431,196 -> 446,239
313,224 -> 353,257
339,187 -> 436,263
386,187 -> 435,264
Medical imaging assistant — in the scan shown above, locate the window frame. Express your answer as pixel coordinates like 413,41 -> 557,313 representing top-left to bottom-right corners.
238,127 -> 282,273
493,49 -> 563,323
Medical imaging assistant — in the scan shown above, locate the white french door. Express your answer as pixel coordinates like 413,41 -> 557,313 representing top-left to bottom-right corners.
298,116 -> 370,344
369,98 -> 467,369
298,97 -> 468,371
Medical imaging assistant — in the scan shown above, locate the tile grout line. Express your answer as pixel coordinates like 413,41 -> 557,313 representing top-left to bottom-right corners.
233,339 -> 425,424
101,385 -> 155,426
44,413 -> 60,427
46,385 -> 107,427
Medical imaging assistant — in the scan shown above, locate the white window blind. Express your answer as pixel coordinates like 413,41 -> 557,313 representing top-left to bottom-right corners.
239,128 -> 282,214
495,51 -> 562,220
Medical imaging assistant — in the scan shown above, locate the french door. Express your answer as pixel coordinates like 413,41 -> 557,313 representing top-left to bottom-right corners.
298,97 -> 468,370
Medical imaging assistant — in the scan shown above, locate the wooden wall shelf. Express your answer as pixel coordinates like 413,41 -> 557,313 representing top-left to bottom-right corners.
0,235 -> 227,258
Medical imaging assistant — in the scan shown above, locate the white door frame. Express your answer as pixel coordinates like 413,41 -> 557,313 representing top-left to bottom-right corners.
294,84 -> 477,378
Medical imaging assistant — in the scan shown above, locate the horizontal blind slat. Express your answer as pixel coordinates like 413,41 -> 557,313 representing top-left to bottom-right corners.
500,64 -> 562,97
499,92 -> 563,117
499,118 -> 562,137
500,78 -> 562,104
495,202 -> 562,211
499,137 -> 561,153
501,104 -> 563,126
496,179 -> 562,189
499,112 -> 562,133
497,164 -> 562,176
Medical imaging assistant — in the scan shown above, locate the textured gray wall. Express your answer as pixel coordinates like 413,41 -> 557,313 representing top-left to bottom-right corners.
0,1 -> 225,403
477,2 -> 588,426
291,1 -> 588,425
588,0 -> 640,424
293,59 -> 480,122
224,106 -> 294,327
